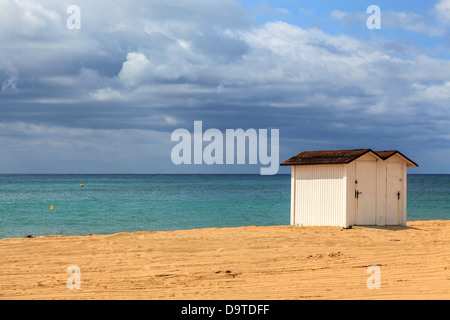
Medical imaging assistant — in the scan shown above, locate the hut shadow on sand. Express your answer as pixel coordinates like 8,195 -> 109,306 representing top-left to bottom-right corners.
351,224 -> 422,231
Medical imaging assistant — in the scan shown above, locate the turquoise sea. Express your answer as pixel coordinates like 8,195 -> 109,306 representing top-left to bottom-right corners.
0,174 -> 448,239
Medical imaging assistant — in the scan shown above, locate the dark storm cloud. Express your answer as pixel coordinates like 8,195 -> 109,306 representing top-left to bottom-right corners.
0,1 -> 450,173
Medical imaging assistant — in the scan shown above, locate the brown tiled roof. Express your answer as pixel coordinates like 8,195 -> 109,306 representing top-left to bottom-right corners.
280,148 -> 418,167
373,150 -> 397,159
280,149 -> 375,166
374,150 -> 419,167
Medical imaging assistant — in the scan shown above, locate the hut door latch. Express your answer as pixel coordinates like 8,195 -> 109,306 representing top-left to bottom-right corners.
355,190 -> 362,199
397,191 -> 401,200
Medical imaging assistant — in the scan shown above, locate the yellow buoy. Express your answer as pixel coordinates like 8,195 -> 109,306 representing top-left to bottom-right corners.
50,206 -> 54,210
80,184 -> 84,187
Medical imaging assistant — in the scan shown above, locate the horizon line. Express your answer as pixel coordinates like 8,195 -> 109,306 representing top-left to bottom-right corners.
0,173 -> 446,175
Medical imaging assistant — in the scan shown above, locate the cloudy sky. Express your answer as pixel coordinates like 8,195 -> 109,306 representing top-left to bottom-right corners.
1,0 -> 450,174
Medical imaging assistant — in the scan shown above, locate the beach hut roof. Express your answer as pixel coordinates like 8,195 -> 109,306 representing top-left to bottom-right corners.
373,150 -> 418,168
280,149 -> 418,167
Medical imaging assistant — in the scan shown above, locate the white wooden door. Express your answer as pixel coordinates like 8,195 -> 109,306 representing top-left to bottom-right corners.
356,161 -> 377,225
386,163 -> 403,225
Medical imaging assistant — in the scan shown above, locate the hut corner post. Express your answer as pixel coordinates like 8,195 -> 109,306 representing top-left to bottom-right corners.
290,166 -> 296,226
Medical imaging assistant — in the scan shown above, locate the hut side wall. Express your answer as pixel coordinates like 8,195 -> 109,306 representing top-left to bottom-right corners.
291,164 -> 347,227
290,166 -> 296,226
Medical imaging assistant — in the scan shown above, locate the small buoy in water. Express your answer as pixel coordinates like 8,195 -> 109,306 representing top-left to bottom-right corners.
50,205 -> 54,210
80,184 -> 84,187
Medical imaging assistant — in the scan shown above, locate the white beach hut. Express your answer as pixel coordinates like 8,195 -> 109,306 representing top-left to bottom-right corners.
280,149 -> 418,228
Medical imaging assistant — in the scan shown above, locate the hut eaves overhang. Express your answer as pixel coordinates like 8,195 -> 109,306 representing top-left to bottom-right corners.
280,149 -> 418,168
373,150 -> 418,168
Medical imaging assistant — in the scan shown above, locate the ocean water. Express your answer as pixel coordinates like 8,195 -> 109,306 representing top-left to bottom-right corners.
0,174 -> 448,239
407,174 -> 450,221
0,174 -> 290,239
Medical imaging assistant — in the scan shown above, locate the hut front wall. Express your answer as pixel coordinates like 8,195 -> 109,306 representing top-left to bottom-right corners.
346,154 -> 408,227
346,153 -> 380,227
384,155 -> 408,225
376,160 -> 387,225
291,164 -> 347,227
346,161 -> 356,227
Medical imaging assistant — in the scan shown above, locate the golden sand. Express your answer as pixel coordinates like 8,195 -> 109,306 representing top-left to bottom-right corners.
1,220 -> 450,300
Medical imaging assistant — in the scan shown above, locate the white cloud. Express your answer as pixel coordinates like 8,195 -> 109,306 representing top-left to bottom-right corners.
434,0 -> 450,22
386,11 -> 444,37
164,116 -> 180,125
88,18 -> 450,124
332,8 -> 446,37
416,81 -> 450,101
0,0 -> 61,37
90,87 -> 124,101
143,20 -> 195,38
118,52 -> 152,87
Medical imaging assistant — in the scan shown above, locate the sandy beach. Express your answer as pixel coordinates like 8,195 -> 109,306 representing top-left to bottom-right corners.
1,220 -> 450,300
